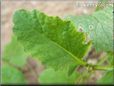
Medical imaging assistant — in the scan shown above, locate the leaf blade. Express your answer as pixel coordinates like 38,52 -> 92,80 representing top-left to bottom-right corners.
1,62 -> 26,84
39,68 -> 80,84
65,6 -> 113,52
3,36 -> 28,67
13,9 -> 91,70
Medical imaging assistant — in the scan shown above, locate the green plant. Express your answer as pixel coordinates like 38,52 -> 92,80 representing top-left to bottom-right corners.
1,5 -> 113,84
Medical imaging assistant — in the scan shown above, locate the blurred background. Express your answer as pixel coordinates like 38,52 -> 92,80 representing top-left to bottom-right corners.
1,0 -> 111,84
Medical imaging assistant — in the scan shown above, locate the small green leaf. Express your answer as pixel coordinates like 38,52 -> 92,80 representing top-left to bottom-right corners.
39,68 -> 80,84
13,9 -> 91,70
3,36 -> 27,67
1,62 -> 26,84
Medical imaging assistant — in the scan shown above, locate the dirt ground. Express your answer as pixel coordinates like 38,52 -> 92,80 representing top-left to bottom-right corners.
1,0 -> 103,84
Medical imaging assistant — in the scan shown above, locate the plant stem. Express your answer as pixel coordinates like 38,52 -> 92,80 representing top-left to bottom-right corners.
76,61 -> 114,71
86,63 -> 113,71
92,65 -> 114,71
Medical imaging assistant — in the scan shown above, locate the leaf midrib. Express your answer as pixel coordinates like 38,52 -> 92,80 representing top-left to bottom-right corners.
35,11 -> 87,66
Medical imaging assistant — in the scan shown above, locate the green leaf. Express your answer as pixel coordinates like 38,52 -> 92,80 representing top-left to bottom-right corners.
3,36 -> 27,67
39,68 -> 80,84
97,70 -> 114,84
1,62 -> 26,84
65,6 -> 113,52
13,9 -> 91,70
